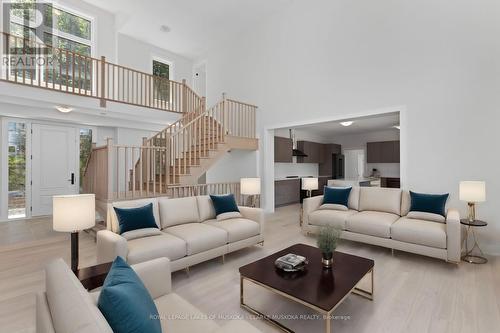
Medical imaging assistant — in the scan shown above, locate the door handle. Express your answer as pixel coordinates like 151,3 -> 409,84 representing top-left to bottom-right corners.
68,173 -> 75,185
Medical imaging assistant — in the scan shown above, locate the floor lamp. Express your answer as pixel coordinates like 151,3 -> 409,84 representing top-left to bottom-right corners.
53,194 -> 95,273
301,177 -> 318,226
240,178 -> 261,207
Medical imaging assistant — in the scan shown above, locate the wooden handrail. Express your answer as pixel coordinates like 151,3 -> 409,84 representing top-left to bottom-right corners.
0,31 -> 204,114
169,182 -> 242,204
226,99 -> 258,109
82,94 -> 257,201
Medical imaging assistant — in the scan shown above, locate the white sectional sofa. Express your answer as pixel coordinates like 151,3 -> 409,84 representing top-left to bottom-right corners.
302,187 -> 462,263
37,257 -> 261,333
97,195 -> 264,271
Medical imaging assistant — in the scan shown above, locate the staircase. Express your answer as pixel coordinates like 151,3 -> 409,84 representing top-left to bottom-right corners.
0,30 -> 258,207
82,91 -> 258,204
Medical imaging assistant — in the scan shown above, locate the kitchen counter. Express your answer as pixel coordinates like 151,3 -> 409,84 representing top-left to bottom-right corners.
275,176 -> 313,181
275,175 -> 332,181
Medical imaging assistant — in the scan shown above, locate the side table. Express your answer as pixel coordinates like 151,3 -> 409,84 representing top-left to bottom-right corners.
460,219 -> 488,264
75,262 -> 113,290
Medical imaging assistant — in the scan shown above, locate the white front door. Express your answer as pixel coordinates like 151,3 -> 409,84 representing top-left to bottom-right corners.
31,124 -> 79,216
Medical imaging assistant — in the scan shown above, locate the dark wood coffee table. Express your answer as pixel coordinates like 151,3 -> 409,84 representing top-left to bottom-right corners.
239,244 -> 374,333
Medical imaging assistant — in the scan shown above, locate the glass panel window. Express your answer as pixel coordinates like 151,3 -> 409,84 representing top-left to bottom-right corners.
79,128 -> 93,192
7,0 -> 93,88
45,7 -> 91,41
9,0 -> 37,23
8,122 -> 27,219
153,60 -> 170,102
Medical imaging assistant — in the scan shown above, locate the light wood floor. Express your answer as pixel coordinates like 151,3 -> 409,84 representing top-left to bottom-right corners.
0,204 -> 499,333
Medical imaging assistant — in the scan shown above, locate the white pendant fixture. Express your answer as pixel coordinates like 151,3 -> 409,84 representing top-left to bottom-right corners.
340,121 -> 353,127
56,105 -> 74,113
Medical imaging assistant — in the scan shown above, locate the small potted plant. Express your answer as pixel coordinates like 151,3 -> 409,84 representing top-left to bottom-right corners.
317,226 -> 341,268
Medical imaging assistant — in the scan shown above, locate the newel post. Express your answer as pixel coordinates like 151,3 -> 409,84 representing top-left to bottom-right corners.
106,137 -> 113,201
182,79 -> 187,113
142,137 -> 148,187
100,56 -> 107,108
222,92 -> 227,135
165,133 -> 171,186
201,96 -> 206,114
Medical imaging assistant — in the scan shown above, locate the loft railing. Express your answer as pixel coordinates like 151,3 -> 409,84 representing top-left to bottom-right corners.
81,138 -> 242,202
82,95 -> 257,201
146,94 -> 257,184
0,31 -> 203,113
169,183 -> 242,205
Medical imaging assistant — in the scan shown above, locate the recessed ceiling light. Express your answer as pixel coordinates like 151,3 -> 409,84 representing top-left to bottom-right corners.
393,125 -> 400,130
56,105 -> 73,113
160,25 -> 171,33
340,121 -> 353,127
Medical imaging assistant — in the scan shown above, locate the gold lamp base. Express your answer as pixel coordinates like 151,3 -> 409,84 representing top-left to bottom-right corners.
467,202 -> 476,222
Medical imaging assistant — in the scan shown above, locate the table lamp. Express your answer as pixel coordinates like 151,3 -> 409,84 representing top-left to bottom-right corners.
240,178 -> 261,207
459,181 -> 486,222
301,177 -> 318,198
53,194 -> 95,272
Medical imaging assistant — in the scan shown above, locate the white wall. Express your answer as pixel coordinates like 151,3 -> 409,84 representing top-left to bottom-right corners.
96,126 -> 116,145
202,0 -> 500,253
274,128 -> 331,144
117,34 -> 194,85
206,150 -> 258,183
115,127 -> 155,146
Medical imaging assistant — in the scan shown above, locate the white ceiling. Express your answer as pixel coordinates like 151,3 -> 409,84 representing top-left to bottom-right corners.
82,0 -> 294,59
283,112 -> 400,138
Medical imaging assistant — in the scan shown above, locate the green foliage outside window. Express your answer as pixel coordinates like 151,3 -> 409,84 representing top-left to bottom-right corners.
153,60 -> 170,102
79,129 -> 93,192
9,0 -> 92,89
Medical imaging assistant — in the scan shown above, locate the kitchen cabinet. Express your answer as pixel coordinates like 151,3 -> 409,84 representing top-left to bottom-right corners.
381,177 -> 401,188
393,141 -> 400,163
367,141 -> 400,163
297,141 -> 341,166
274,136 -> 293,163
275,179 -> 300,206
297,141 -> 322,163
318,144 -> 342,176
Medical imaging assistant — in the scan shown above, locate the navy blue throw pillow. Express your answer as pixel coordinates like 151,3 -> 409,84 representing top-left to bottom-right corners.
210,194 -> 240,216
113,203 -> 158,234
97,257 -> 161,333
409,191 -> 449,217
323,187 -> 352,207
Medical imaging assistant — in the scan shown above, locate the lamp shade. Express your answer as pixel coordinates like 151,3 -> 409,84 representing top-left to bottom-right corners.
240,178 -> 261,195
459,181 -> 486,202
301,177 -> 318,191
53,194 -> 96,232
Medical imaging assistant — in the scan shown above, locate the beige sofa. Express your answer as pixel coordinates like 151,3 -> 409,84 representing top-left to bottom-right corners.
302,187 -> 462,263
97,195 -> 264,271
37,257 -> 261,333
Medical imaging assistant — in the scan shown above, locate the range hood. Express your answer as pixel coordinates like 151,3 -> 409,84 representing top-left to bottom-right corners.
289,129 -> 307,157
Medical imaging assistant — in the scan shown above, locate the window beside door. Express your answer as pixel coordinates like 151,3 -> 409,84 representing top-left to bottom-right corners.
7,122 -> 27,219
79,128 -> 93,193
